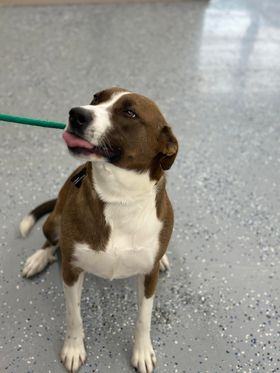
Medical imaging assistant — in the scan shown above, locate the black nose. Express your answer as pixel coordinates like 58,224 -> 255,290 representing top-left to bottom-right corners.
69,107 -> 93,128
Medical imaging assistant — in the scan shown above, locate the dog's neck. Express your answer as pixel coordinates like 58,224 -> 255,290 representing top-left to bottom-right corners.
91,161 -> 157,204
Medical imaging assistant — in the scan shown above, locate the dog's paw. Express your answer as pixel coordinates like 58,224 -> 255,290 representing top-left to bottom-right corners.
61,337 -> 86,372
22,248 -> 56,278
159,254 -> 170,272
131,338 -> 156,373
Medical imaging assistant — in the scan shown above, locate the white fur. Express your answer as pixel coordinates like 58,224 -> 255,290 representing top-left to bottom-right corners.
159,253 -> 170,272
132,276 -> 156,373
61,273 -> 86,373
22,246 -> 57,278
72,163 -> 162,280
19,214 -> 35,237
92,162 -> 158,203
81,91 -> 131,144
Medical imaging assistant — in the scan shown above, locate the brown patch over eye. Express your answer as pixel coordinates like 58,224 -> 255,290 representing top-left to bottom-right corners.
121,99 -> 138,119
90,93 -> 100,105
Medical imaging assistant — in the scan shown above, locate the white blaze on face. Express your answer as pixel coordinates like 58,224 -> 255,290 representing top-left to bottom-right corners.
81,91 -> 131,144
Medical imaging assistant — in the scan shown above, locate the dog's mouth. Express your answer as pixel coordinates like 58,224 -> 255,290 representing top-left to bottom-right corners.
62,131 -> 120,160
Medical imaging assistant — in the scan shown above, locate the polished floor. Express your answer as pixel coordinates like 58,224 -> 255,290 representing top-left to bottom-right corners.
0,0 -> 280,372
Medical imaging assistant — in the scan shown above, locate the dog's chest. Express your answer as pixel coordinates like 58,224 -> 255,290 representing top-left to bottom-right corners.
73,196 -> 162,280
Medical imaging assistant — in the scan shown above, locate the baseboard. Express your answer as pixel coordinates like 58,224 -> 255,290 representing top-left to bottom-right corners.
0,0 -> 179,5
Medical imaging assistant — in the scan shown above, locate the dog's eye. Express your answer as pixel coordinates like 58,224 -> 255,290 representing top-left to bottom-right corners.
124,109 -> 137,118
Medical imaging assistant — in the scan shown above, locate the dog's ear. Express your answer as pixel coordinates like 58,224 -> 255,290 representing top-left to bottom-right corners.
158,125 -> 178,170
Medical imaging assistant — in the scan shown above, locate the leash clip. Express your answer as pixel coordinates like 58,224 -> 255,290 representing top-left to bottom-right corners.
71,167 -> 87,188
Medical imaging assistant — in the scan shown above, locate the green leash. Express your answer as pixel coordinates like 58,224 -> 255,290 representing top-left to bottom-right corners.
0,113 -> 66,129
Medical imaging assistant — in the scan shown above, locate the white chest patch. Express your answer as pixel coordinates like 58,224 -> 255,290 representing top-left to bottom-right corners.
72,164 -> 162,280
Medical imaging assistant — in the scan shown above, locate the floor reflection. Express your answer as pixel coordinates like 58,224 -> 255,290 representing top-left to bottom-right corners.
197,0 -> 280,94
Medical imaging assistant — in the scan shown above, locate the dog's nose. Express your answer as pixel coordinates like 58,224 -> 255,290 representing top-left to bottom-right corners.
69,107 -> 93,128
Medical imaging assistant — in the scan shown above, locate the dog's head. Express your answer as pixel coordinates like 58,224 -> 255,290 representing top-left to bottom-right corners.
63,87 -> 178,179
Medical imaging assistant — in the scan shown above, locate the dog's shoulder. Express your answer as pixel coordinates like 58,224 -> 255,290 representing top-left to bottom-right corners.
58,162 -> 110,251
57,161 -> 100,204
59,161 -> 105,215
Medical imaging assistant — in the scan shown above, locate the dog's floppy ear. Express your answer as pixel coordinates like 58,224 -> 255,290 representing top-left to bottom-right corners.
158,125 -> 178,170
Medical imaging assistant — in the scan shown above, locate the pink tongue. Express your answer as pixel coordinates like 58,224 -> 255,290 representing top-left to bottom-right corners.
62,131 -> 93,149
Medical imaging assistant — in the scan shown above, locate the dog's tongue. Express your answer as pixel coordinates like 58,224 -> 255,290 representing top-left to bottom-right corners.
62,131 -> 93,149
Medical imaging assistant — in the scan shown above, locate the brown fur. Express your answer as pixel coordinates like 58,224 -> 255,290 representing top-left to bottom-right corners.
144,176 -> 174,298
31,198 -> 57,221
42,162 -> 110,285
42,169 -> 174,294
21,88 -> 179,373
88,88 -> 178,181
42,163 -> 174,291
41,88 -> 178,291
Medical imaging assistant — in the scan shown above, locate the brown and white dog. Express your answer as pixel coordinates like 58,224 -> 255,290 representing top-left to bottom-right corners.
20,87 -> 178,373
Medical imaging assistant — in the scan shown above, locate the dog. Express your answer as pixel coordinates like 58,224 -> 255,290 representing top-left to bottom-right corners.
20,87 -> 178,373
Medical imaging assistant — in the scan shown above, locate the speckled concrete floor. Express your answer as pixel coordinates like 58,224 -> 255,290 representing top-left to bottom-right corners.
0,0 -> 280,372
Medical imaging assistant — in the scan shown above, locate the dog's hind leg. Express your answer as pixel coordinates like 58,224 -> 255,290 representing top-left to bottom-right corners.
159,254 -> 170,272
22,212 -> 60,278
22,240 -> 57,278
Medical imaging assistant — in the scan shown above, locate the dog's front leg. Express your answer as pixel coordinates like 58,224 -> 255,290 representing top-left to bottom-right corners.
61,271 -> 86,372
132,265 -> 159,373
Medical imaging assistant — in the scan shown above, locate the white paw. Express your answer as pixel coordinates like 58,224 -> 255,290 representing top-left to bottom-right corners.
159,254 -> 170,272
61,336 -> 86,372
22,248 -> 56,278
131,338 -> 156,373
